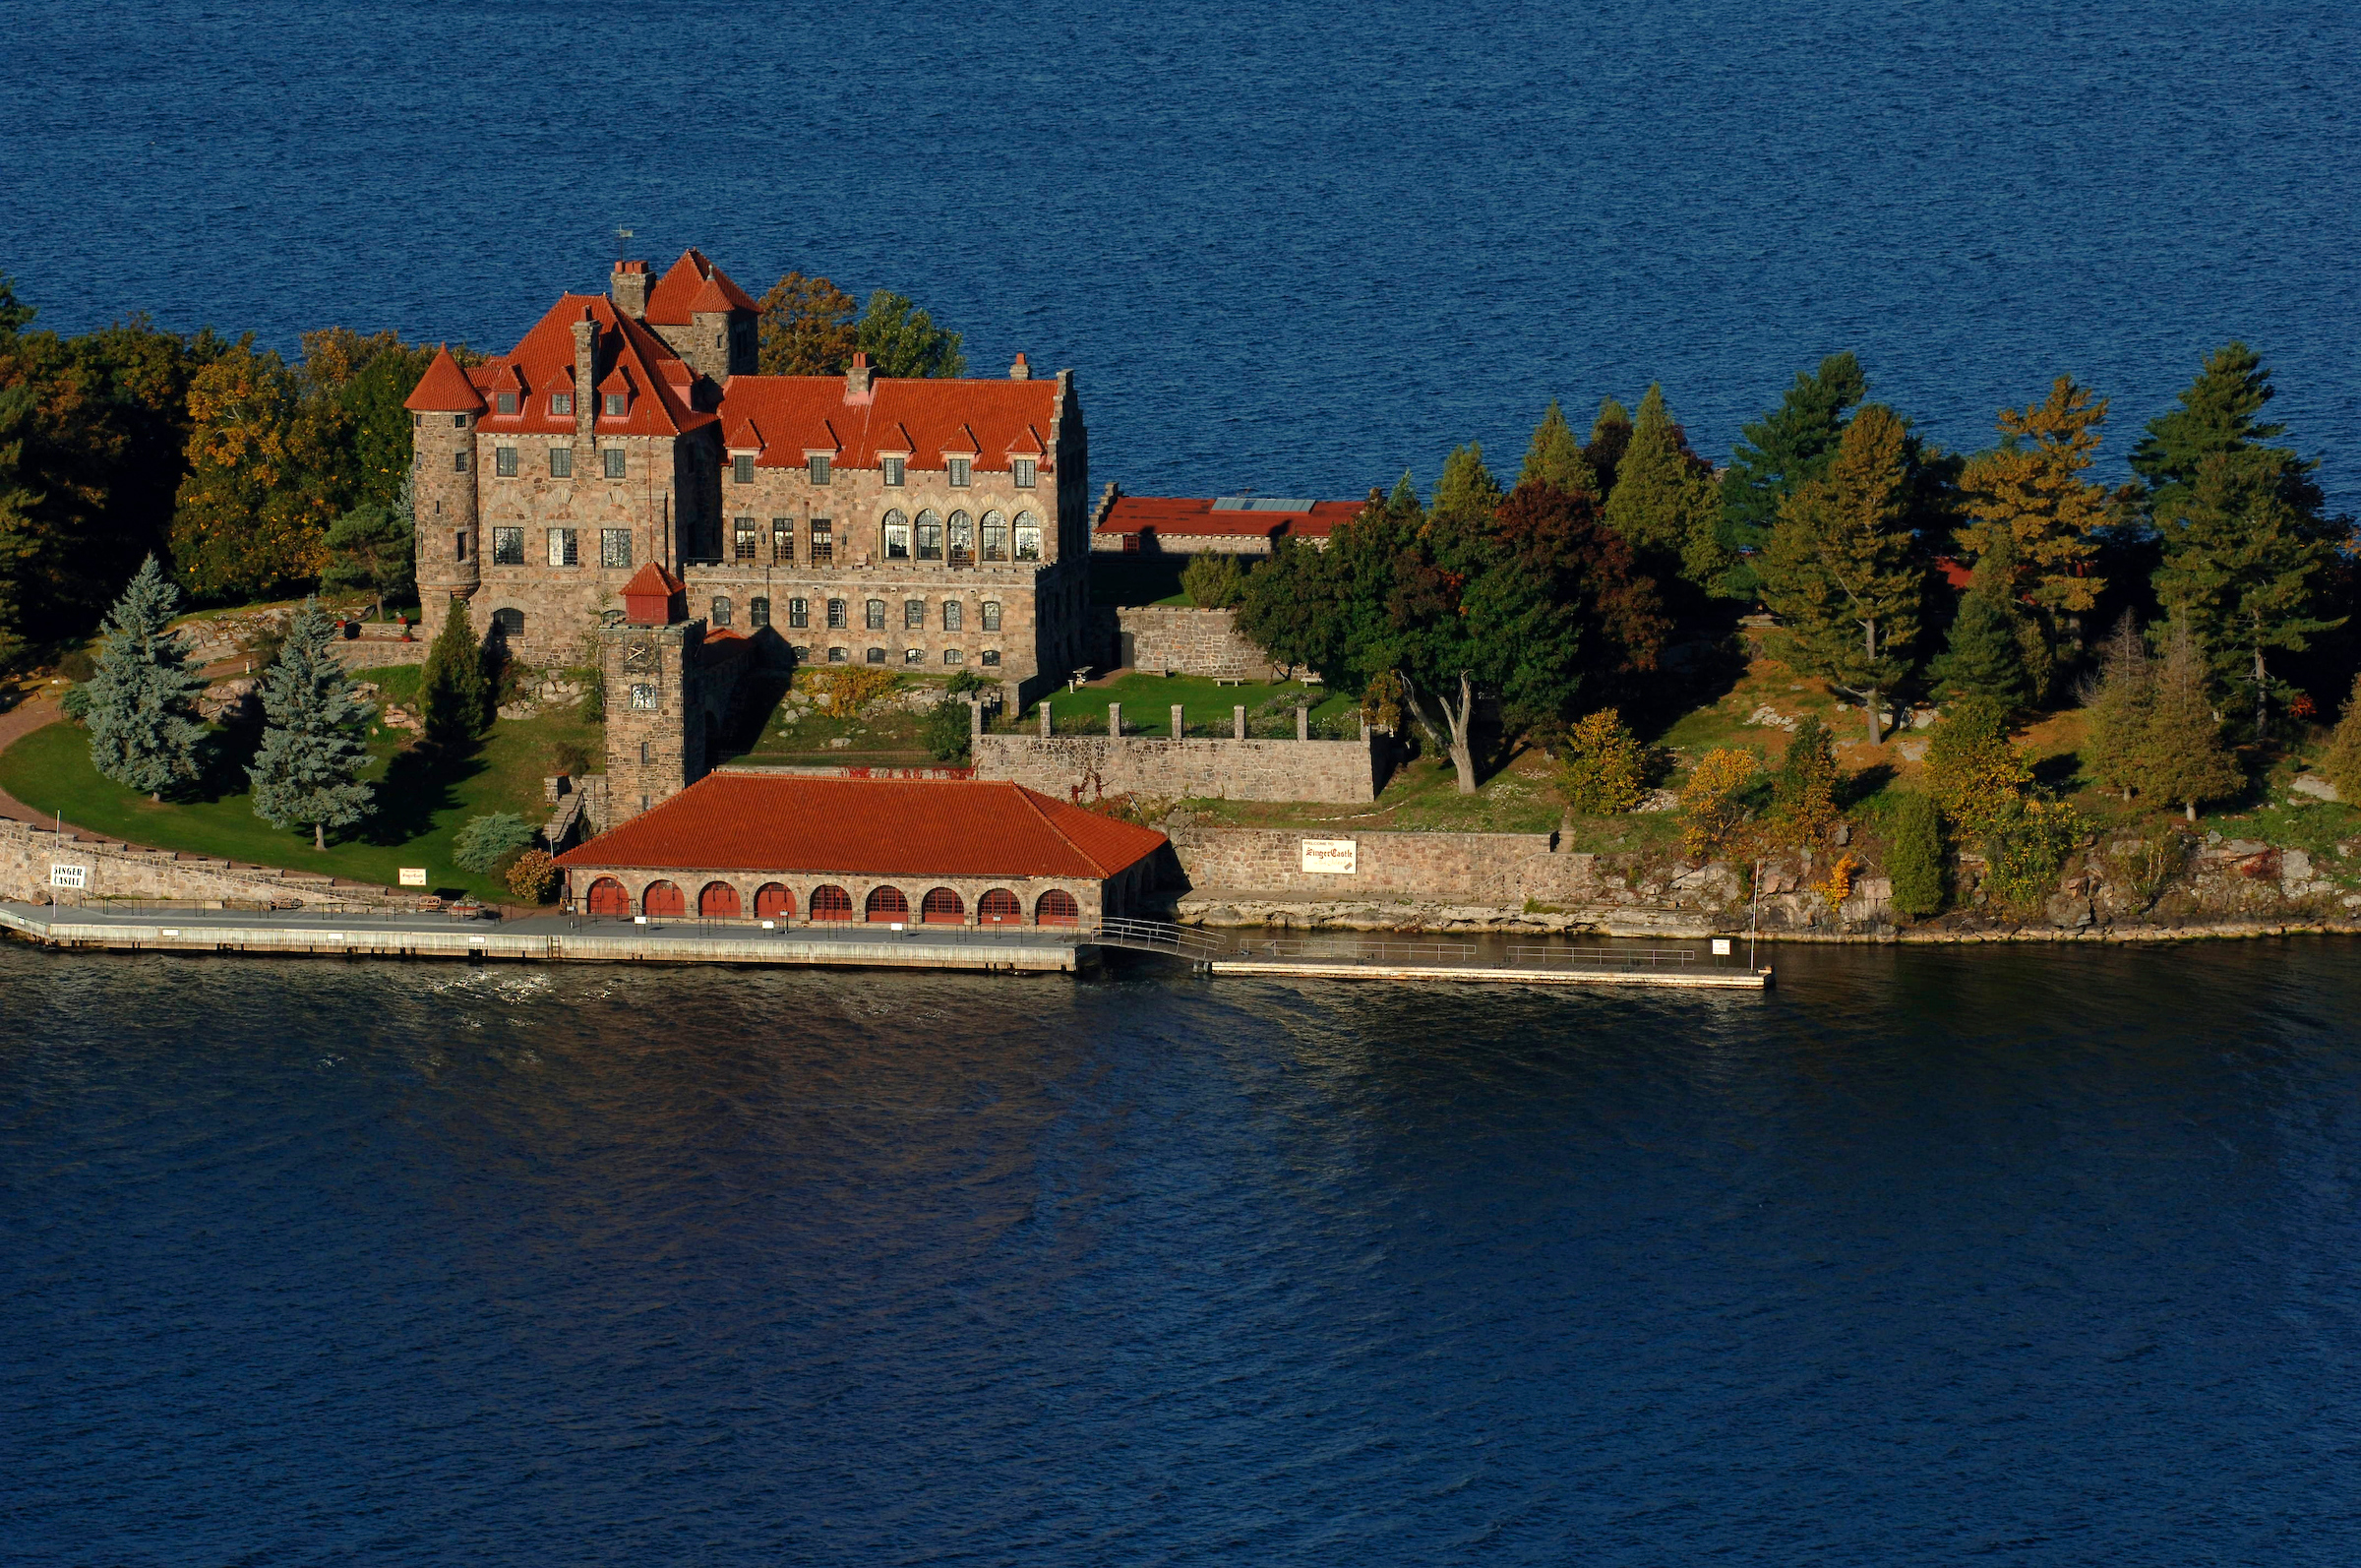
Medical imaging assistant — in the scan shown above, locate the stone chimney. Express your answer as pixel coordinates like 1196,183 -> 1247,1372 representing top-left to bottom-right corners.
571,310 -> 597,446
1008,351 -> 1032,381
844,350 -> 874,403
611,260 -> 651,319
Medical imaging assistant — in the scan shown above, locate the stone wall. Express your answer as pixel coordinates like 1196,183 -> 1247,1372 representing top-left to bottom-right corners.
971,732 -> 1385,804
0,819 -> 419,911
1095,605 -> 1284,680
1167,823 -> 1552,902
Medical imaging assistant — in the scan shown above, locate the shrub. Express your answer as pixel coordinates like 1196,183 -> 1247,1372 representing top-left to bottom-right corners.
1678,747 -> 1761,860
1359,670 -> 1405,733
550,739 -> 594,777
2325,673 -> 2361,805
57,648 -> 96,683
1561,707 -> 1648,814
945,669 -> 990,697
810,665 -> 896,717
1771,714 -> 1840,846
1925,696 -> 2030,838
1885,791 -> 1948,916
1180,551 -> 1246,609
506,848 -> 560,904
453,812 -> 538,874
59,683 -> 93,722
924,696 -> 973,763
1982,798 -> 2087,915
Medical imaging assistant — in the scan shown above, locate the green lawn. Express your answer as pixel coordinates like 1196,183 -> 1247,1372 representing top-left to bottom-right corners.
1036,673 -> 1356,736
1180,743 -> 1569,834
0,700 -> 602,903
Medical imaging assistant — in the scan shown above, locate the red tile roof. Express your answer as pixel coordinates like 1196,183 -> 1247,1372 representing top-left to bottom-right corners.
557,773 -> 1170,880
465,294 -> 713,438
714,374 -> 1061,473
1097,495 -> 1362,541
645,248 -> 758,325
402,346 -> 486,413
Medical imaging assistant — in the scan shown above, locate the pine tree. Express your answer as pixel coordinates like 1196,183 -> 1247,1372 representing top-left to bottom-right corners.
2081,615 -> 2153,802
2321,674 -> 2361,806
1520,399 -> 1598,496
1603,384 -> 1728,593
247,597 -> 376,850
418,597 -> 488,749
1758,404 -> 1925,744
1885,791 -> 1947,917
85,555 -> 208,801
2129,341 -> 2283,522
2137,620 -> 2244,821
321,483 -> 415,623
1429,442 -> 1503,527
1585,397 -> 1633,498
1956,376 -> 2115,679
1720,352 -> 1867,596
1771,713 -> 1839,846
1931,550 -> 2034,709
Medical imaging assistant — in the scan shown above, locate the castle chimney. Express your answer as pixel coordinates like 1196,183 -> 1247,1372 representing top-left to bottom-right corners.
1008,351 -> 1032,382
611,259 -> 650,319
571,310 -> 597,446
844,350 -> 874,402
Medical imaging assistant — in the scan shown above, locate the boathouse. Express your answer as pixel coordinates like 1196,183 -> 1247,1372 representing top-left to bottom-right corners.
553,770 -> 1173,927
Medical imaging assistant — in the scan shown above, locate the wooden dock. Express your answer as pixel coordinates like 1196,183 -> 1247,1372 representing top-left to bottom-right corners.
1207,955 -> 1770,989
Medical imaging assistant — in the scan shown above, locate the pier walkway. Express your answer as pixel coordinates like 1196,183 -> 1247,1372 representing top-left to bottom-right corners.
0,905 -> 1770,989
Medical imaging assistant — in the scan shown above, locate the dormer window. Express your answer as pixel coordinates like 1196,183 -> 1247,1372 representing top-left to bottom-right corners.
551,392 -> 574,416
809,454 -> 831,485
882,456 -> 905,487
495,392 -> 518,415
1013,457 -> 1037,489
733,453 -> 754,485
603,392 -> 628,417
947,457 -> 972,488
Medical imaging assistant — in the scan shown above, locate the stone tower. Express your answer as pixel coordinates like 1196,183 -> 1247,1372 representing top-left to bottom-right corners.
601,563 -> 709,824
403,345 -> 485,611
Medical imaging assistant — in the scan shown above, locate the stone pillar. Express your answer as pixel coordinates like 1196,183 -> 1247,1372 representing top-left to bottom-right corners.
1296,704 -> 1309,741
1169,703 -> 1182,739
1039,702 -> 1052,739
969,697 -> 984,739
1235,704 -> 1246,740
1108,702 -> 1122,738
1361,715 -> 1371,741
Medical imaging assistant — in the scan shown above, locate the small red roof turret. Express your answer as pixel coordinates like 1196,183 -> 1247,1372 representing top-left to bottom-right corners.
403,346 -> 486,414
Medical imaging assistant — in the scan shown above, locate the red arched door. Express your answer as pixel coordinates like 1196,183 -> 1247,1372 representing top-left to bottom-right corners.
921,887 -> 965,924
866,885 -> 910,923
810,885 -> 853,922
642,880 -> 685,918
699,881 -> 742,918
586,877 -> 630,917
1035,888 -> 1079,927
754,883 -> 795,920
978,888 -> 1021,925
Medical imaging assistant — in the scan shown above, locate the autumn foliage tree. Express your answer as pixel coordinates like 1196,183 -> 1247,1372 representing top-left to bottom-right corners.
1956,376 -> 2116,689
756,272 -> 859,375
170,339 -> 339,602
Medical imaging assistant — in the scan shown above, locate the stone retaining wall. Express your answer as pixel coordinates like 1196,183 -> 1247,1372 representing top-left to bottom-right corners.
0,818 -> 419,911
971,733 -> 1385,803
1093,606 -> 1283,680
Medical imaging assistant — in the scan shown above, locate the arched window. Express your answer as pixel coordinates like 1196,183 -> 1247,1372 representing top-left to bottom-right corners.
915,510 -> 943,561
980,510 -> 1008,562
754,883 -> 795,920
698,880 -> 741,918
920,887 -> 965,924
492,606 -> 525,639
810,884 -> 853,922
978,888 -> 1022,925
866,885 -> 910,923
882,510 -> 911,560
947,511 -> 974,565
642,879 -> 686,918
585,876 -> 630,917
1012,512 -> 1042,562
1035,888 -> 1079,926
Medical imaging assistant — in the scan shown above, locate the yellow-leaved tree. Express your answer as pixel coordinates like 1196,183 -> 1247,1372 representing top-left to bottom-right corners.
1677,747 -> 1760,860
170,341 -> 337,601
1956,377 -> 2117,692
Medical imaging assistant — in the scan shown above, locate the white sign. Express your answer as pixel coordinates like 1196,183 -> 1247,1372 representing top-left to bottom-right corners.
48,864 -> 87,890
397,867 -> 428,887
1301,838 -> 1358,874
1712,938 -> 1732,956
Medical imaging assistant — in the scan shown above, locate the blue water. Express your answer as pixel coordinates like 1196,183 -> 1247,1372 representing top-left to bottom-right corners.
4,0 -> 2357,507
5,940 -> 2361,1563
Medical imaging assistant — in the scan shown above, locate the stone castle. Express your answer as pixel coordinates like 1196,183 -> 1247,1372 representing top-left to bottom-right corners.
402,248 -> 1092,822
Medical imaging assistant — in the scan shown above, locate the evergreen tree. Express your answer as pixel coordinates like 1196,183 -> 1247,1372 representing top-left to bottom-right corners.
2137,619 -> 2244,821
2320,673 -> 2361,807
2081,615 -> 2154,803
1585,396 -> 1633,498
1429,442 -> 1503,527
418,597 -> 488,748
85,555 -> 208,801
1520,399 -> 1598,497
854,291 -> 964,379
1930,549 -> 2035,709
1885,791 -> 1948,916
1719,353 -> 1866,596
1771,714 -> 1839,846
1603,384 -> 1729,593
1757,404 -> 1925,744
246,597 -> 376,850
2129,341 -> 2283,522
321,481 -> 415,623
1924,696 -> 2030,839
1956,376 -> 2115,681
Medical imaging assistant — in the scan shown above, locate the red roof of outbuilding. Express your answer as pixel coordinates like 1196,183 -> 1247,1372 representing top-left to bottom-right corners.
714,375 -> 1061,473
1097,496 -> 1361,541
645,248 -> 758,325
466,294 -> 712,438
557,772 -> 1169,880
402,346 -> 486,413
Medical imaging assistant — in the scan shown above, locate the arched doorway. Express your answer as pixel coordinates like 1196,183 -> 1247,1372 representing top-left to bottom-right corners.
810,884 -> 853,922
642,880 -> 685,918
865,885 -> 909,923
920,887 -> 964,925
978,888 -> 1021,926
754,883 -> 795,920
585,876 -> 630,917
1035,888 -> 1079,927
698,881 -> 741,919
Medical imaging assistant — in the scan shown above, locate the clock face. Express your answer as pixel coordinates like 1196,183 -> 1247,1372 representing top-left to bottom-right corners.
623,639 -> 657,674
